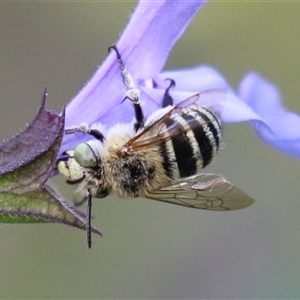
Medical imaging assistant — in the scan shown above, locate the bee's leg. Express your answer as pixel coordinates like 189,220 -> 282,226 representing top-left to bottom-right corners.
132,102 -> 144,132
109,45 -> 144,132
65,124 -> 105,142
162,78 -> 176,108
86,189 -> 92,249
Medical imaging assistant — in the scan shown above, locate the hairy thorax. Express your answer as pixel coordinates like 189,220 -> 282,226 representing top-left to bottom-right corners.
103,145 -> 170,198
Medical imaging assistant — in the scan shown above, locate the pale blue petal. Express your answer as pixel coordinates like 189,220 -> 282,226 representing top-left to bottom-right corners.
239,73 -> 300,158
143,65 -> 266,124
62,0 -> 206,153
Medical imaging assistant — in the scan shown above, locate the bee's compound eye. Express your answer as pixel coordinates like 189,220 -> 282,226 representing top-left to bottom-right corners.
74,143 -> 97,168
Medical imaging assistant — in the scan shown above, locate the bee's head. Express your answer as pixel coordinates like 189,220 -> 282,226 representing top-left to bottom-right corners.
74,142 -> 108,198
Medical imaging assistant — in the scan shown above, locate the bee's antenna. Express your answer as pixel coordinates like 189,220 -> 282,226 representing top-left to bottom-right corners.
109,44 -> 144,132
86,190 -> 92,249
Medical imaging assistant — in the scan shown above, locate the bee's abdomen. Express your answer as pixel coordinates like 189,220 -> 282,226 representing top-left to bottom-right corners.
159,107 -> 221,179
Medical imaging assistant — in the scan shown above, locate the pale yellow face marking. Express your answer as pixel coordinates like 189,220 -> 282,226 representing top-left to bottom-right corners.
57,151 -> 84,180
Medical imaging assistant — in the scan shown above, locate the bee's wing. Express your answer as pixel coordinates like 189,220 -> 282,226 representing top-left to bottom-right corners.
126,89 -> 225,150
145,174 -> 254,211
173,88 -> 226,114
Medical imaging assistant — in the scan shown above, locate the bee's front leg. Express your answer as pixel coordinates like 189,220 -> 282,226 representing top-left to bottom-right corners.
109,44 -> 144,132
65,123 -> 105,141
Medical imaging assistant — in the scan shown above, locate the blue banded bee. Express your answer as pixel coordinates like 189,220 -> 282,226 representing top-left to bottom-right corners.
58,45 -> 254,248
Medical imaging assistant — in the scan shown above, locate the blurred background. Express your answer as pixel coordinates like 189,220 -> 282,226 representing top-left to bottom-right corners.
1,1 -> 300,299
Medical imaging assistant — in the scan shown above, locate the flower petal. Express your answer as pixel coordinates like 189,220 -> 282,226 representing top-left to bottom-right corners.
239,73 -> 300,158
62,0 -> 206,153
146,65 -> 266,124
158,65 -> 229,92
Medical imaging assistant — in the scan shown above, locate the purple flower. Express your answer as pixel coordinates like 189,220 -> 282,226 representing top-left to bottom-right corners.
238,72 -> 300,158
61,0 -> 300,159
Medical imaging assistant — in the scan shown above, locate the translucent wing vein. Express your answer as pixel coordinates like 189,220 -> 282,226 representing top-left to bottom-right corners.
145,174 -> 254,211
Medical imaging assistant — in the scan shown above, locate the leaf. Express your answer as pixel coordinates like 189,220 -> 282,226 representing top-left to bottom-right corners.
0,89 -> 102,237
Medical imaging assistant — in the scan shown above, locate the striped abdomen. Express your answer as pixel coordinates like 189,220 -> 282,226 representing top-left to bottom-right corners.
159,106 -> 221,179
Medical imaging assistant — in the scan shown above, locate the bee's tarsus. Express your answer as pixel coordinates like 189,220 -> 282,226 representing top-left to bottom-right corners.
108,44 -> 122,61
162,78 -> 176,108
165,78 -> 176,89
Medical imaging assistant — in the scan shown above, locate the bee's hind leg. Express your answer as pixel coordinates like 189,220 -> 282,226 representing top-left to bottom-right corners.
65,123 -> 105,141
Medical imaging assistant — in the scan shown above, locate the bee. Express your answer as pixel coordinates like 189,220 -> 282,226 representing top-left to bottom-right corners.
58,45 -> 254,248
